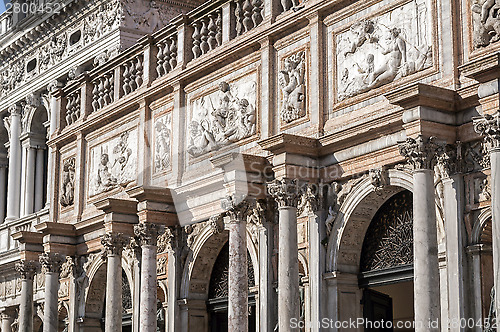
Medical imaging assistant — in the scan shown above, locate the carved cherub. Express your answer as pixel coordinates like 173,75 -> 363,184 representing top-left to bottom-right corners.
344,20 -> 378,56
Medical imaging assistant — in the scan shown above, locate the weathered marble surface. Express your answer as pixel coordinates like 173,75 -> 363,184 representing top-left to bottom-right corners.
154,112 -> 172,173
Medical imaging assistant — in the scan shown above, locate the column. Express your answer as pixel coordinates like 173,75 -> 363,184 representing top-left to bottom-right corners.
221,196 -> 249,332
258,209 -> 275,332
6,105 -> 22,221
134,223 -> 161,332
101,233 -> 128,332
15,260 -> 37,332
0,310 -> 14,332
45,80 -> 62,209
399,136 -> 441,331
474,113 -> 500,328
19,146 -> 27,217
34,147 -> 45,212
0,164 -> 7,222
39,253 -> 63,332
24,146 -> 36,215
166,227 -> 181,332
267,179 -> 300,331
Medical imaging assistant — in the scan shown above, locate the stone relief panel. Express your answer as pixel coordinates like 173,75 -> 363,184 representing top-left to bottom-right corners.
187,73 -> 258,158
88,129 -> 138,196
60,157 -> 76,207
472,0 -> 500,48
154,112 -> 172,173
335,0 -> 433,101
278,50 -> 307,124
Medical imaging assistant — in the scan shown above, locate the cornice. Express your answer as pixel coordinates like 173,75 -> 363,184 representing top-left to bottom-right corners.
258,133 -> 319,157
384,82 -> 457,112
459,51 -> 500,83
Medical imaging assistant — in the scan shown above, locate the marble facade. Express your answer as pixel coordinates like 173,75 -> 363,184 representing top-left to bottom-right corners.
0,0 -> 499,331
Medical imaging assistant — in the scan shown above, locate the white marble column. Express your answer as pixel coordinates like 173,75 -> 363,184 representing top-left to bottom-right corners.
40,253 -> 63,332
5,105 -> 22,222
166,227 -> 181,332
24,146 -> 36,215
474,113 -> 500,328
0,311 -> 13,332
45,80 -> 62,209
221,196 -> 250,332
19,146 -> 27,217
258,216 -> 275,332
399,136 -> 441,331
268,179 -> 300,331
102,233 -> 128,332
134,223 -> 161,332
15,260 -> 37,332
34,147 -> 45,212
0,165 -> 7,222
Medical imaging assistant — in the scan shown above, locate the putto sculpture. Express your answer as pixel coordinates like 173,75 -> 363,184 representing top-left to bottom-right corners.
278,50 -> 306,123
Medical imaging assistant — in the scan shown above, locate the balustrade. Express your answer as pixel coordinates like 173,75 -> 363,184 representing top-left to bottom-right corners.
91,72 -> 114,113
65,90 -> 80,126
235,0 -> 263,37
156,35 -> 178,77
122,55 -> 144,96
191,10 -> 223,59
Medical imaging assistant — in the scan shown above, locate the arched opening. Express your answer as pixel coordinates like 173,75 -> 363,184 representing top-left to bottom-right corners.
58,305 -> 69,332
207,241 -> 256,332
478,217 -> 494,323
157,285 -> 166,331
359,190 -> 414,331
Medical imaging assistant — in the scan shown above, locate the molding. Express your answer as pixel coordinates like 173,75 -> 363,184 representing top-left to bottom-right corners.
384,82 -> 457,112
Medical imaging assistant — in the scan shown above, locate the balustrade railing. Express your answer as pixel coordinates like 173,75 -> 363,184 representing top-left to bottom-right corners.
122,55 -> 144,96
156,33 -> 178,77
65,90 -> 81,126
235,0 -> 263,37
91,71 -> 114,113
191,10 -> 223,59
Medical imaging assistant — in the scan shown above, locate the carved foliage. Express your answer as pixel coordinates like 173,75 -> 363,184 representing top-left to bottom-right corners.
267,178 -> 300,208
279,50 -> 306,124
473,113 -> 500,150
398,136 -> 443,170
134,222 -> 162,246
15,260 -> 38,280
101,233 -> 129,256
39,253 -> 64,274
187,76 -> 257,157
60,157 -> 76,207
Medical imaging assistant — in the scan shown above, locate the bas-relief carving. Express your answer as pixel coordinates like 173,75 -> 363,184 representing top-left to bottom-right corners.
157,256 -> 167,275
122,0 -> 184,33
187,75 -> 257,157
336,0 -> 433,101
60,157 -> 76,207
154,112 -> 172,173
472,0 -> 500,48
89,129 -> 138,196
279,50 -> 306,124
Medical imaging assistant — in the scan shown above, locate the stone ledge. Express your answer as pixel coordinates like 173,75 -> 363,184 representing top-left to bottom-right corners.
258,133 -> 319,157
459,51 -> 500,83
384,82 -> 457,112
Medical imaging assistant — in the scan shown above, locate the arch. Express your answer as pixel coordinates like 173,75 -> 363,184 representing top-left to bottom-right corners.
180,223 -> 260,300
473,208 -> 492,244
326,169 -> 414,273
58,303 -> 69,332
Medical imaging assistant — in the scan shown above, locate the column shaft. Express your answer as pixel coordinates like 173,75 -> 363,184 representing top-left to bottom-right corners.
34,148 -> 45,212
168,249 -> 180,332
1,313 -> 13,332
43,272 -> 59,332
6,111 -> 21,221
18,278 -> 34,332
413,170 -> 441,331
0,166 -> 7,222
278,206 -> 300,331
19,146 -> 26,216
228,218 -> 248,332
105,254 -> 122,332
490,150 -> 500,323
258,222 -> 274,332
24,147 -> 36,215
140,244 -> 157,332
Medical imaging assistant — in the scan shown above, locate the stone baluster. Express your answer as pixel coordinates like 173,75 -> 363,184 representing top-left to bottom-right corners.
473,112 -> 500,326
34,147 -> 45,212
5,105 -> 22,222
134,222 -> 162,332
267,179 -> 301,331
39,253 -> 64,332
399,135 -> 442,331
221,195 -> 251,332
101,233 -> 128,332
15,260 -> 38,332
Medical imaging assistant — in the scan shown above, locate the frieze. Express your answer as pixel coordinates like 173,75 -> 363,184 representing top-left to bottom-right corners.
89,129 -> 138,196
187,74 -> 258,157
335,0 -> 433,101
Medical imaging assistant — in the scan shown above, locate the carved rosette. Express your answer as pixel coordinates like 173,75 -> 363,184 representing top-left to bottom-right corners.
473,113 -> 500,152
15,260 -> 38,280
101,233 -> 129,257
39,253 -> 64,274
398,136 -> 443,170
134,222 -> 162,247
267,178 -> 301,208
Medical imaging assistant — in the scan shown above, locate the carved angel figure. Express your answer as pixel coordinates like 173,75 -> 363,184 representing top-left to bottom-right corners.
60,158 -> 75,207
344,20 -> 378,56
279,51 -> 306,123
155,116 -> 172,172
113,132 -> 132,172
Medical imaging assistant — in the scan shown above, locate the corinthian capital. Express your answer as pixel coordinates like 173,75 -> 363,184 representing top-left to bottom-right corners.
473,112 -> 500,151
221,194 -> 252,221
8,104 -> 21,116
267,178 -> 301,208
39,253 -> 64,274
15,260 -> 38,280
101,233 -> 129,256
398,136 -> 443,170
134,222 -> 162,246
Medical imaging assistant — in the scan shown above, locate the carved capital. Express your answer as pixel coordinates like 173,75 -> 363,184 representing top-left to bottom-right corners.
15,260 -> 38,280
8,104 -> 21,116
101,233 -> 129,256
47,80 -> 63,94
134,222 -> 162,246
39,253 -> 64,274
473,113 -> 500,151
267,178 -> 301,208
221,194 -> 252,222
297,183 -> 318,216
208,214 -> 224,234
398,136 -> 443,170
435,143 -> 462,178
247,199 -> 269,226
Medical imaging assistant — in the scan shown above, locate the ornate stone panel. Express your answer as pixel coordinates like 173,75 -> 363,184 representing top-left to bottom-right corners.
334,0 -> 433,101
187,72 -> 258,158
471,0 -> 500,48
278,49 -> 307,125
153,111 -> 172,173
88,128 -> 138,196
60,157 -> 76,207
